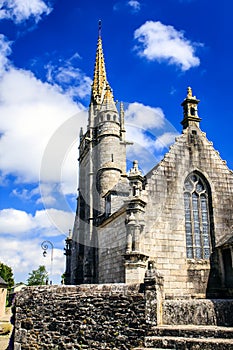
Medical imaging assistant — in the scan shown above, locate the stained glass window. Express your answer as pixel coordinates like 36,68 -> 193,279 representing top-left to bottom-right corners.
184,173 -> 211,259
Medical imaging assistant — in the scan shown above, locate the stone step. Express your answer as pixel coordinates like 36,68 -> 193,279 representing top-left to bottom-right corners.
148,324 -> 233,339
145,336 -> 233,350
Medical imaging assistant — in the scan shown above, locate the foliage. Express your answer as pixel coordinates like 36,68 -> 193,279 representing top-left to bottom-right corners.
0,262 -> 14,292
27,265 -> 48,286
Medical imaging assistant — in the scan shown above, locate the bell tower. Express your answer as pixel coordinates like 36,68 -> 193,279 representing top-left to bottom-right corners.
68,21 -> 127,284
181,87 -> 201,129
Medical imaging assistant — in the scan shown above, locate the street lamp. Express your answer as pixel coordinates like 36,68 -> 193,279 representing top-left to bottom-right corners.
41,240 -> 54,285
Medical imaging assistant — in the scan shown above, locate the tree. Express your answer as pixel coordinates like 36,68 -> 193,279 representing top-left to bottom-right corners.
27,265 -> 49,286
0,262 -> 14,290
0,262 -> 15,306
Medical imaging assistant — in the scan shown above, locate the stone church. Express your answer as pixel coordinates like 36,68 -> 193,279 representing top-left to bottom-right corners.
65,25 -> 233,300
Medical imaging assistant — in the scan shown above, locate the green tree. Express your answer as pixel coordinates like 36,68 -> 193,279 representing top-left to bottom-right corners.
0,262 -> 15,306
0,262 -> 14,290
27,265 -> 48,286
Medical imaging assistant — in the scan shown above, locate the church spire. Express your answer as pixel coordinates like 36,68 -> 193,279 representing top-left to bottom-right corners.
91,20 -> 115,107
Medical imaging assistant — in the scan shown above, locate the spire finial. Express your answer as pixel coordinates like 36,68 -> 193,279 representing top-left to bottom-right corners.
187,86 -> 192,98
98,20 -> 102,37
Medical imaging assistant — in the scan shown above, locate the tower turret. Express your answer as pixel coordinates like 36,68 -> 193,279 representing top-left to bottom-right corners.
68,21 -> 128,284
181,87 -> 201,129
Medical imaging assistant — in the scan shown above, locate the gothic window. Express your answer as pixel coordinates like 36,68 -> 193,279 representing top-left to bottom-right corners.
107,113 -> 111,121
184,173 -> 211,259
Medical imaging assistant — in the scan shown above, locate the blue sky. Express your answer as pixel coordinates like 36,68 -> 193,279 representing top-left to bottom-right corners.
0,0 -> 230,284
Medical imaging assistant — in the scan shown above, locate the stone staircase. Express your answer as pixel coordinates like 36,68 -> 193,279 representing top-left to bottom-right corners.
134,325 -> 233,349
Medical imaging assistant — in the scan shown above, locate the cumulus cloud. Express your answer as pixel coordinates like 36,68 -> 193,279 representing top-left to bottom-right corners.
0,236 -> 65,284
113,0 -> 141,13
0,0 -> 53,23
0,206 -> 72,283
125,102 -> 165,129
0,67 -> 85,184
0,208 -> 74,235
154,132 -> 178,151
127,0 -> 141,12
0,34 -> 11,74
0,208 -> 34,234
134,21 -> 202,71
46,54 -> 92,100
125,102 -> 179,173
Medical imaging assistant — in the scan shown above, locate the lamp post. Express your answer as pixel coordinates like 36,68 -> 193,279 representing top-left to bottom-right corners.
41,240 -> 54,285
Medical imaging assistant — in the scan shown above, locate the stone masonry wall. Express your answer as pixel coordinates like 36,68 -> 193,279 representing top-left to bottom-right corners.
13,285 -> 233,349
13,284 -> 147,350
98,213 -> 127,283
163,299 -> 233,326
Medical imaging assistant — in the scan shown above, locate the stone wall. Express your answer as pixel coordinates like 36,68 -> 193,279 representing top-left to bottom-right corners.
12,284 -> 233,349
163,299 -> 233,326
13,284 -> 147,350
98,213 -> 127,283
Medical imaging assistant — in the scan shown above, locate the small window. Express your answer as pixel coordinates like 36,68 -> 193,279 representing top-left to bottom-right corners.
105,195 -> 111,216
107,114 -> 111,121
192,130 -> 197,135
191,107 -> 195,116
132,186 -> 136,196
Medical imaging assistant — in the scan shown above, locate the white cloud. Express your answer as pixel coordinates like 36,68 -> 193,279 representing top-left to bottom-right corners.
11,186 -> 39,201
0,208 -> 74,235
0,0 -> 52,23
127,0 -> 141,12
0,208 -> 34,234
154,132 -> 178,151
0,34 -> 11,74
0,67 -> 85,184
134,21 -> 202,71
0,237 -> 65,284
125,102 -> 165,129
46,54 -> 92,100
125,102 -> 179,173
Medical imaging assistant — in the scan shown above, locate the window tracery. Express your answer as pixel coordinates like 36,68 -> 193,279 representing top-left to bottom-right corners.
184,173 -> 211,259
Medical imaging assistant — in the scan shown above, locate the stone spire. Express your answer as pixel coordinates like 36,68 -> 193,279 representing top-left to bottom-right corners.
91,20 -> 115,109
181,87 -> 201,129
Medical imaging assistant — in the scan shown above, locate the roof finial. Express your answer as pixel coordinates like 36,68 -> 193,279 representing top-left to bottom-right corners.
98,20 -> 102,37
187,86 -> 192,98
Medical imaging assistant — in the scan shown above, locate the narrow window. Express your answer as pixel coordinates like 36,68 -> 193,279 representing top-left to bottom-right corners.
105,195 -> 111,216
184,173 -> 211,259
191,107 -> 196,116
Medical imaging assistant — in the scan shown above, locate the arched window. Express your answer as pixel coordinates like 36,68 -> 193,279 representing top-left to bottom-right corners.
184,173 -> 211,259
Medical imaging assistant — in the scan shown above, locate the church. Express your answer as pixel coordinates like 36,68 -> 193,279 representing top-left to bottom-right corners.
65,24 -> 233,300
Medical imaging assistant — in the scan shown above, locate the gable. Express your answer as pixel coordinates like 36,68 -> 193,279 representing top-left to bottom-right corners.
145,125 -> 233,246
